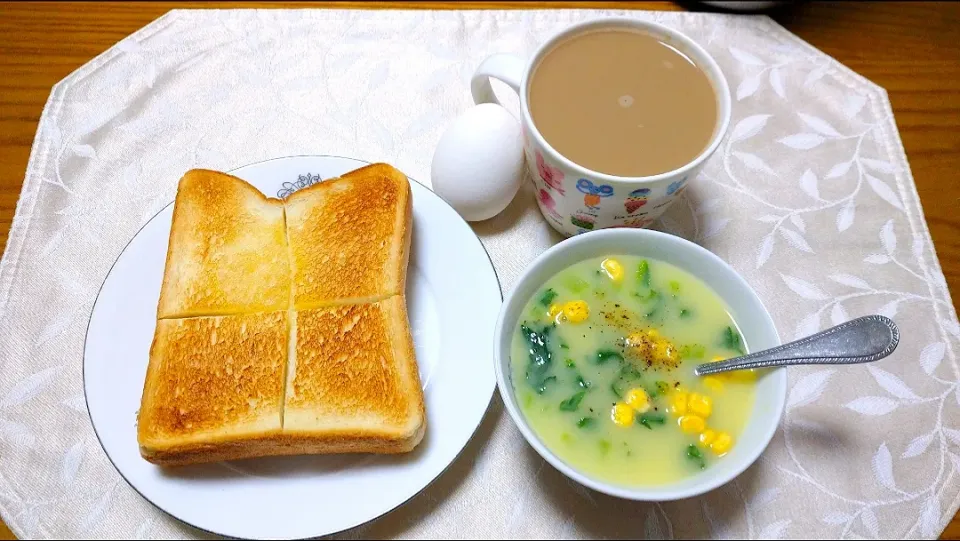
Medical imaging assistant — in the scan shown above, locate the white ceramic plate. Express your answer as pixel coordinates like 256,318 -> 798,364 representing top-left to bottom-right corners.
84,156 -> 501,540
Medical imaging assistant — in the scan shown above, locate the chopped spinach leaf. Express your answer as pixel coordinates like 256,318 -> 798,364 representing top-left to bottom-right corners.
646,380 -> 670,399
632,289 -> 659,302
521,323 -> 555,394
721,326 -> 747,355
577,417 -> 595,429
679,308 -> 692,318
619,363 -> 642,380
538,288 -> 558,307
639,412 -> 666,430
686,444 -> 706,470
611,381 -> 624,399
637,260 -> 651,287
536,376 -> 556,394
559,391 -> 586,412
596,349 -> 624,364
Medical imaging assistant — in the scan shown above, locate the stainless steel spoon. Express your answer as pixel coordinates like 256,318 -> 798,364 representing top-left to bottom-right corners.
694,315 -> 900,376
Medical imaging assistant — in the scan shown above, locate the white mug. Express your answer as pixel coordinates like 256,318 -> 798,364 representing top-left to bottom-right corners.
471,17 -> 731,237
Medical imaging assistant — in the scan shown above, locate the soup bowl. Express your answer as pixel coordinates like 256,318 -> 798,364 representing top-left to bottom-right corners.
493,228 -> 786,501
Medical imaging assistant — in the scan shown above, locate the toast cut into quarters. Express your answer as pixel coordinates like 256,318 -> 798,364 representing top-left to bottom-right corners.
138,164 -> 425,466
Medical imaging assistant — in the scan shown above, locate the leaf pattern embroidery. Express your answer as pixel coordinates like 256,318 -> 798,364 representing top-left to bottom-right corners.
0,9 -> 956,541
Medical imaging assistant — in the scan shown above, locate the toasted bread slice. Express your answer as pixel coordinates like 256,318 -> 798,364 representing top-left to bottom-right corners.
137,311 -> 288,466
284,163 -> 412,310
157,169 -> 291,319
283,296 -> 425,453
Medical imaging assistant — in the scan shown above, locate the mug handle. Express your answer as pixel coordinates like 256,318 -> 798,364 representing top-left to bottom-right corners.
470,53 -> 525,105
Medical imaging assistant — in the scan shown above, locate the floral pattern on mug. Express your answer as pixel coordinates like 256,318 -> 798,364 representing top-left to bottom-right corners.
576,178 -> 614,209
538,188 -> 561,220
666,176 -> 688,196
536,151 -> 565,195
624,188 -> 651,214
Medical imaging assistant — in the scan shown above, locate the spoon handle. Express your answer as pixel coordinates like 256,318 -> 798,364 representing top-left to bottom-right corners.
694,315 -> 900,376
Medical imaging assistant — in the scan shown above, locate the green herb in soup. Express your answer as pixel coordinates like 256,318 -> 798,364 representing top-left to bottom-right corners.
510,256 -> 758,487
520,323 -> 556,394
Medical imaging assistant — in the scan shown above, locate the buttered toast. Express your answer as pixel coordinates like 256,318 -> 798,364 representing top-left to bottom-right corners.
157,169 -> 290,319
137,164 -> 425,466
285,164 -> 412,309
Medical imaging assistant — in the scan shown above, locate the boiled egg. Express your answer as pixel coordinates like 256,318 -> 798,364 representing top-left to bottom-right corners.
431,103 -> 524,222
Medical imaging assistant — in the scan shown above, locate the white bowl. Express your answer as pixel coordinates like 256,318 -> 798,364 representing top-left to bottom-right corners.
493,228 -> 786,501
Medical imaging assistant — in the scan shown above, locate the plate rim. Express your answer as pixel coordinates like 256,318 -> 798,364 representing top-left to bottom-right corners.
82,155 -> 503,539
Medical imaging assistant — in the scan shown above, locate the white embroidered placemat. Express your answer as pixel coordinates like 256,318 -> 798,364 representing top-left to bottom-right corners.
1,8 -> 957,540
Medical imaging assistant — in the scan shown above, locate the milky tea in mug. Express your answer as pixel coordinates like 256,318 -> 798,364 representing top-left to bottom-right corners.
528,28 -> 719,178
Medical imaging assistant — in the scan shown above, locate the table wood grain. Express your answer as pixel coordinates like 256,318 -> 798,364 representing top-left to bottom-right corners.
1,1 -> 959,539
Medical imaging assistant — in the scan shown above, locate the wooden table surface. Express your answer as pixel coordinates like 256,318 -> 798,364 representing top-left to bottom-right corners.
1,0 -> 959,538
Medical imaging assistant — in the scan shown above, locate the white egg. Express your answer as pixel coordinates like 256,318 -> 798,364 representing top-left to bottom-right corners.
431,103 -> 524,222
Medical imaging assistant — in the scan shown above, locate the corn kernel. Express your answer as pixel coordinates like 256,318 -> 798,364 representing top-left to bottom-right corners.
611,402 -> 635,427
601,258 -> 624,283
679,415 -> 706,434
624,388 -> 651,413
548,303 -> 563,322
710,432 -> 733,455
645,328 -> 659,339
625,332 -> 645,348
711,355 -> 727,363
729,369 -> 758,383
562,301 -> 590,323
703,376 -> 724,392
654,340 -> 671,360
688,394 -> 713,418
700,429 -> 718,447
670,391 -> 689,415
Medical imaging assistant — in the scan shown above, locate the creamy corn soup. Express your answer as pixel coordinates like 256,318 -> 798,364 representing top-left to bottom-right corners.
510,255 -> 757,487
